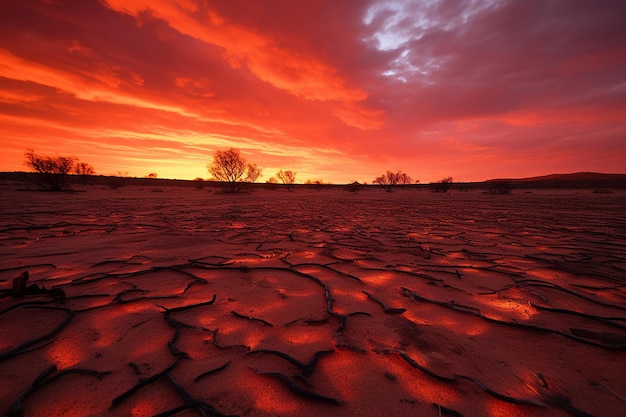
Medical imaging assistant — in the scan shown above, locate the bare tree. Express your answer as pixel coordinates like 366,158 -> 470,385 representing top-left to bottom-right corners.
74,161 -> 95,185
397,172 -> 413,189
208,148 -> 261,192
276,169 -> 297,191
24,149 -> 76,191
374,170 -> 413,192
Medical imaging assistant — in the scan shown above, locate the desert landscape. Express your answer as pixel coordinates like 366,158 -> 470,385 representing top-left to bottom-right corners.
1,183 -> 625,417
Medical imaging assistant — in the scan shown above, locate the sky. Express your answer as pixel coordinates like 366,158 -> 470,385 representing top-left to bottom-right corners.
1,0 -> 625,184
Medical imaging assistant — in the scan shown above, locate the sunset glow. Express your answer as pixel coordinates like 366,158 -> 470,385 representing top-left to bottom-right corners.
1,0 -> 625,183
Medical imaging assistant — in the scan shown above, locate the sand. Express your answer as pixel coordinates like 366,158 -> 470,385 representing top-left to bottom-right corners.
1,184 -> 625,417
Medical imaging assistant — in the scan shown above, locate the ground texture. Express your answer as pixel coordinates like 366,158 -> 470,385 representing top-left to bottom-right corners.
1,185 -> 625,417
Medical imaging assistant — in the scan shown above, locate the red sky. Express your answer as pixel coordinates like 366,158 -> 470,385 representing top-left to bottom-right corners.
1,0 -> 625,183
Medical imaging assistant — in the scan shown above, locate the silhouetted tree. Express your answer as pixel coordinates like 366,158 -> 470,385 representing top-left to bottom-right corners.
276,169 -> 297,191
305,179 -> 327,191
374,170 -> 411,192
305,179 -> 328,185
397,172 -> 413,189
74,161 -> 95,185
432,177 -> 453,193
24,149 -> 76,191
208,148 -> 261,193
147,173 -> 158,178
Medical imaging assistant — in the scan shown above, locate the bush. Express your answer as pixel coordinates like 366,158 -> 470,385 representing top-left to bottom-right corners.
276,169 -> 297,191
432,177 -> 453,193
74,162 -> 95,185
24,149 -> 75,191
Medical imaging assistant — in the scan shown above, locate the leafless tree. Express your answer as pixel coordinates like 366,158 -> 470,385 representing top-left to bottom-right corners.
276,169 -> 297,191
397,172 -> 413,189
24,149 -> 76,191
208,148 -> 261,193
74,161 -> 95,185
374,170 -> 412,192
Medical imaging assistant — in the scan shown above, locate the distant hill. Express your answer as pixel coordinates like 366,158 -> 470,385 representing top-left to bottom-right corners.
485,172 -> 626,189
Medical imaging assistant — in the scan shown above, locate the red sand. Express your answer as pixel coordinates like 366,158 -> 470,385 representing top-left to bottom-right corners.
1,184 -> 625,417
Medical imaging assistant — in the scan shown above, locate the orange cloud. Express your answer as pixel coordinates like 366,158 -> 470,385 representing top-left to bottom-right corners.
102,0 -> 381,128
0,48 -> 187,116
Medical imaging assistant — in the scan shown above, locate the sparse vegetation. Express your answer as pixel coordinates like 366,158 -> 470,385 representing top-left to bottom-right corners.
24,149 -> 76,190
208,148 -> 261,193
74,162 -> 96,185
275,169 -> 297,191
373,170 -> 412,192
432,177 -> 453,193
305,179 -> 327,191
305,179 -> 327,185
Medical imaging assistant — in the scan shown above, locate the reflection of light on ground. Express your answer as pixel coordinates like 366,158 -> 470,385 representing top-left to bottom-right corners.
317,350 -> 360,402
131,398 -> 160,417
361,271 -> 396,286
485,397 -> 520,417
527,268 -> 561,282
282,327 -> 331,345
404,308 -> 487,337
88,303 -> 155,348
242,328 -> 267,349
240,372 -> 301,414
46,337 -> 85,368
487,298 -> 535,321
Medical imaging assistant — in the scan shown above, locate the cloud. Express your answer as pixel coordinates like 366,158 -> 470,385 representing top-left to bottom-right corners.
0,0 -> 625,182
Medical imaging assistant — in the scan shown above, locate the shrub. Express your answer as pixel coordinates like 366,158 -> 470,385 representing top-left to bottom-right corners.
24,149 -> 75,191
74,162 -> 95,185
432,177 -> 453,193
276,169 -> 297,191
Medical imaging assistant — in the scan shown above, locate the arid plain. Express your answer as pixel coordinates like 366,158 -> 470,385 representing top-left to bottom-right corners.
1,183 -> 625,417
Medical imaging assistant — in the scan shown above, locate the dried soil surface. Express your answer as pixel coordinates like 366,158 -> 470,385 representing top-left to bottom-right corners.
1,185 -> 625,417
